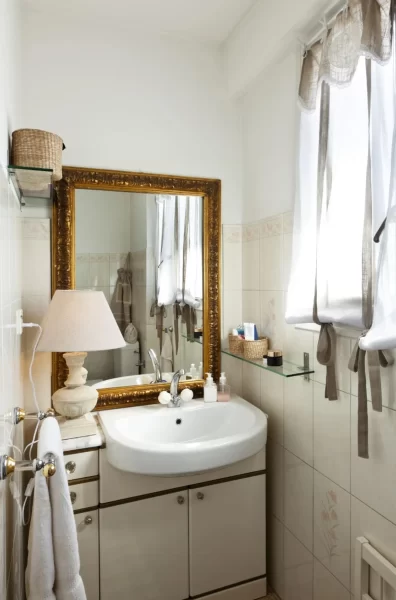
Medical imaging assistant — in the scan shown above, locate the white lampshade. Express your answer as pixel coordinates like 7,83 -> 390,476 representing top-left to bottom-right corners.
37,290 -> 126,352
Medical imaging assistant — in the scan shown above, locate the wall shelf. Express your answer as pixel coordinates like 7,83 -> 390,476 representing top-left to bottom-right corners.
221,348 -> 314,378
8,165 -> 53,208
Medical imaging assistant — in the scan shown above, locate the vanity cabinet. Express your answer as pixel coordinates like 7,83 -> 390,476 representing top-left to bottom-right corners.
100,491 -> 189,600
75,510 -> 100,600
189,475 -> 266,596
99,471 -> 266,600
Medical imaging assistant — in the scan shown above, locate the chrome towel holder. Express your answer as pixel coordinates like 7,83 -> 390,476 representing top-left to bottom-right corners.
0,453 -> 56,480
0,406 -> 55,425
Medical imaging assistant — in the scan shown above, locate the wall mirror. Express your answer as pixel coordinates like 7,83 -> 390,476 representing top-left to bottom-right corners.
53,167 -> 221,409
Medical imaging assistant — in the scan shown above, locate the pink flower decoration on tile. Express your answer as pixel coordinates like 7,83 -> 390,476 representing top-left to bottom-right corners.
330,509 -> 338,521
328,490 -> 337,503
321,510 -> 330,521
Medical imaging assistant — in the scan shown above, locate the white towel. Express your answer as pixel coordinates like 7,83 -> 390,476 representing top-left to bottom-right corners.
161,332 -> 173,373
26,417 -> 86,600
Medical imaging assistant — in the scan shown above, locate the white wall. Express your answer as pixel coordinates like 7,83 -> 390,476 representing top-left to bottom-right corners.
20,12 -> 242,225
0,1 -> 24,598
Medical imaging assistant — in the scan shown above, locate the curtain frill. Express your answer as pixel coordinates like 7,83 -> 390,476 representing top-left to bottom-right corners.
299,0 -> 392,111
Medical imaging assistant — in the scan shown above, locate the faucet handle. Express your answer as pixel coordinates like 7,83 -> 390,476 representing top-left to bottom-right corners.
158,391 -> 171,405
180,389 -> 193,402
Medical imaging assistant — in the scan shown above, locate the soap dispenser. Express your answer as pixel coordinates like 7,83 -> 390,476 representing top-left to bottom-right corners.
217,372 -> 231,402
204,373 -> 217,403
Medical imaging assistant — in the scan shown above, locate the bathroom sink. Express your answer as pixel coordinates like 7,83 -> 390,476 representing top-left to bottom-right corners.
98,396 -> 267,476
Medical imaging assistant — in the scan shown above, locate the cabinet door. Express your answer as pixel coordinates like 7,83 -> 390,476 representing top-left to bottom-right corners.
75,510 -> 100,600
189,475 -> 266,596
100,491 -> 189,600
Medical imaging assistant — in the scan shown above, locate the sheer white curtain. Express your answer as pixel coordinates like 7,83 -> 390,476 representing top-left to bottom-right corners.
286,57 -> 394,327
155,195 -> 203,309
286,0 -> 394,457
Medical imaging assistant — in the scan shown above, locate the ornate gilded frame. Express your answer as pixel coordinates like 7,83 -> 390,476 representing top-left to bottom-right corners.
52,166 -> 221,409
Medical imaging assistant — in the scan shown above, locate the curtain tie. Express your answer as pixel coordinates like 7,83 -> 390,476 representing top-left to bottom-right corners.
316,323 -> 338,400
348,335 -> 393,458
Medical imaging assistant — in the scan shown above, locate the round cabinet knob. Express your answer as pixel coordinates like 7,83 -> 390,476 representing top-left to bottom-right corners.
70,491 -> 77,505
196,492 -> 204,500
177,495 -> 185,505
65,461 -> 76,475
84,515 -> 93,525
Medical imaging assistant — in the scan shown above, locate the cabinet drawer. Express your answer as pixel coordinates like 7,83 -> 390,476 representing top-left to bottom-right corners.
75,510 -> 99,600
64,450 -> 98,481
70,481 -> 98,512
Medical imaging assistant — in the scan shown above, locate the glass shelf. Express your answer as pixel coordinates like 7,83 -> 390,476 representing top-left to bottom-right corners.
221,348 -> 314,378
8,165 -> 53,207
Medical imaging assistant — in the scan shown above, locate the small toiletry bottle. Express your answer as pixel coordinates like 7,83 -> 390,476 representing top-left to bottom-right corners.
190,364 -> 197,379
204,373 -> 217,403
217,372 -> 231,402
198,361 -> 203,379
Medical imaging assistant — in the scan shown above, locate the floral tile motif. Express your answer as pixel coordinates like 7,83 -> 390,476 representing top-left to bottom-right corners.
314,471 -> 351,590
319,489 -> 339,560
260,215 -> 283,238
243,222 -> 260,242
223,224 -> 242,243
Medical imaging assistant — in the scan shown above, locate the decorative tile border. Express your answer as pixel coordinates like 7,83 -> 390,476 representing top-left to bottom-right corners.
22,218 -> 50,240
283,211 -> 294,234
243,222 -> 260,242
260,215 -> 283,238
76,253 -> 90,263
241,211 -> 294,240
223,224 -> 243,243
89,253 -> 109,262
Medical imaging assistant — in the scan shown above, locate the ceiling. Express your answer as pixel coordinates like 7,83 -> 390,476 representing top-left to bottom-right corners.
22,0 -> 257,44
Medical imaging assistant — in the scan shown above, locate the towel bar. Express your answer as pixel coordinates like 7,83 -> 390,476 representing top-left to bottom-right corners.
0,453 -> 56,480
0,406 -> 55,425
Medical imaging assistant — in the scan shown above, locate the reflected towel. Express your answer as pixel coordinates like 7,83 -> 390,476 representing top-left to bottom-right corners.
161,332 -> 173,372
26,417 -> 86,600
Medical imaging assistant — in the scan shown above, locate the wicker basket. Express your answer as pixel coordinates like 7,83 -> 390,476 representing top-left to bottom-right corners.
11,129 -> 64,182
228,334 -> 244,354
243,337 -> 268,359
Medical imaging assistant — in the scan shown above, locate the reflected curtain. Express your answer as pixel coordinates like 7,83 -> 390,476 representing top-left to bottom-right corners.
110,252 -> 133,335
155,195 -> 203,309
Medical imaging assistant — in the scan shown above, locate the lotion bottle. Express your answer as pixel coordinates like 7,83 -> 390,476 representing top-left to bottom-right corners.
217,372 -> 231,402
204,373 -> 217,403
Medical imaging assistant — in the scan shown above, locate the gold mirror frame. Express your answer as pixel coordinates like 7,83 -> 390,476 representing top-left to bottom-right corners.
52,166 -> 221,409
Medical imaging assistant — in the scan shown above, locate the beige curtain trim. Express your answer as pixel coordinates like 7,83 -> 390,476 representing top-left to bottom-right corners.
299,0 -> 392,111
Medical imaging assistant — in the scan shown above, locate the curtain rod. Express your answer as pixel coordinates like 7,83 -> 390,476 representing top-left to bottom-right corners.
303,0 -> 348,50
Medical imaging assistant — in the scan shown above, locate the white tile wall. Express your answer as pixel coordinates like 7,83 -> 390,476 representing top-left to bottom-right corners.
224,208 -> 396,600
0,169 -> 24,600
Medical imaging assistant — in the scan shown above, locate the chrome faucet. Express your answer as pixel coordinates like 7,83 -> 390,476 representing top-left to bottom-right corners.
168,369 -> 185,408
148,349 -> 162,383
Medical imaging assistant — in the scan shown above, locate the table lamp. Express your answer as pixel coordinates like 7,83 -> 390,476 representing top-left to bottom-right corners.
37,290 -> 125,437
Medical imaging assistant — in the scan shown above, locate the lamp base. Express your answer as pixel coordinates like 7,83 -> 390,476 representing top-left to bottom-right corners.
52,384 -> 98,418
58,413 -> 98,439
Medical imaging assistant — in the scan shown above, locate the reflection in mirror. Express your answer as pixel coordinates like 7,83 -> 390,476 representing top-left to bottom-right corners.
75,190 -> 203,389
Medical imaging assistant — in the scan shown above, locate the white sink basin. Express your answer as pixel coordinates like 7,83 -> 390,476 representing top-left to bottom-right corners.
98,396 -> 267,476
